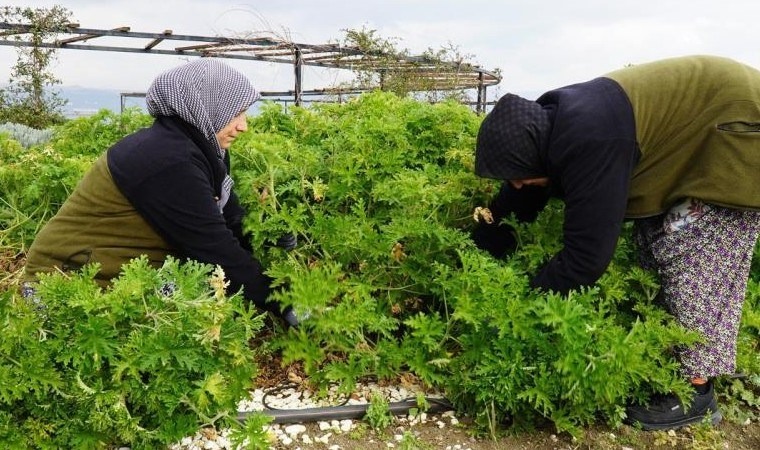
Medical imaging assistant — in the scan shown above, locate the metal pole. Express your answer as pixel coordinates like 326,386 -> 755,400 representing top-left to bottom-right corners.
477,71 -> 486,114
294,46 -> 303,107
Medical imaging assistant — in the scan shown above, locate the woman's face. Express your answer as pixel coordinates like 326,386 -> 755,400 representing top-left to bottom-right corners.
216,111 -> 248,149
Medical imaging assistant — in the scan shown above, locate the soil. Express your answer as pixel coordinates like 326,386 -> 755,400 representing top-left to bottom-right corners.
274,415 -> 760,450
0,249 -> 24,290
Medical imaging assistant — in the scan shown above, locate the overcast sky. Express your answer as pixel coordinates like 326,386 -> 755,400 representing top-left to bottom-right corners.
3,1 -> 760,100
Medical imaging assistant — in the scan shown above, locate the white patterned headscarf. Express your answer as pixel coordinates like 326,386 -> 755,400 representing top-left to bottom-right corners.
145,58 -> 260,210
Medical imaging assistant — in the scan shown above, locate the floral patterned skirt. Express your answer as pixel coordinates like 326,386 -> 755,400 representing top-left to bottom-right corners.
634,198 -> 760,378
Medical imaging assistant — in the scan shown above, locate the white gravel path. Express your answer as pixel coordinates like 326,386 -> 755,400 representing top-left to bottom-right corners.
168,381 -> 469,450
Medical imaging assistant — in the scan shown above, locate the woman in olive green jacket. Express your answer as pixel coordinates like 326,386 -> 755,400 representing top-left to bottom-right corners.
24,58 -> 301,326
473,55 -> 760,430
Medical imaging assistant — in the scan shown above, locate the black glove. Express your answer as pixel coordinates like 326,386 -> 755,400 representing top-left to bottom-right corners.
471,222 -> 518,259
471,182 -> 549,259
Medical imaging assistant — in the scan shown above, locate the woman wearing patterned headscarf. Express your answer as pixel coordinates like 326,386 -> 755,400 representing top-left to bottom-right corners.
472,55 -> 760,431
24,58 -> 295,323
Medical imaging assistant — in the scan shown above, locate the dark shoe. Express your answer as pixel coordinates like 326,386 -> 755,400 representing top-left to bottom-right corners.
275,233 -> 298,251
281,306 -> 300,328
281,306 -> 311,328
624,382 -> 722,431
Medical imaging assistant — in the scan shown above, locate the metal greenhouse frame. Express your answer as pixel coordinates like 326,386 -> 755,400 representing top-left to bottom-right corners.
0,22 -> 501,112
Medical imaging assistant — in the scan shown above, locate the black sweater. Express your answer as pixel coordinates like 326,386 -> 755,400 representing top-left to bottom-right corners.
475,78 -> 640,294
108,116 -> 273,310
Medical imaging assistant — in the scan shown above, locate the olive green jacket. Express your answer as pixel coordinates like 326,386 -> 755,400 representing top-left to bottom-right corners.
606,55 -> 760,217
24,154 -> 173,284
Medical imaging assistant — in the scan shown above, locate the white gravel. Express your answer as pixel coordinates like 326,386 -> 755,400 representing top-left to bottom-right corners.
167,380 -> 467,450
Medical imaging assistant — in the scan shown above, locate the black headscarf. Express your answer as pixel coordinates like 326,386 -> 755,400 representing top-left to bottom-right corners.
475,93 -> 551,180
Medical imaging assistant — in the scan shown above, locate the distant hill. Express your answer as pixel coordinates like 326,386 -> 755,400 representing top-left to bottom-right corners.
58,86 -> 146,117
56,86 -> 268,118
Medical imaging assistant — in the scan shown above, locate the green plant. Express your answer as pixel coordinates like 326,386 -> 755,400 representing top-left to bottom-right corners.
0,135 -> 91,250
1,96 -> 758,442
407,391 -> 431,418
689,420 -> 726,450
49,107 -> 153,158
0,109 -> 152,251
347,421 -> 369,440
228,412 -> 275,450
652,420 -> 726,450
0,6 -> 72,128
719,276 -> 760,423
233,94 -> 487,395
232,92 -> 702,437
398,430 -> 433,450
0,257 -> 264,449
0,122 -> 53,148
365,392 -> 394,430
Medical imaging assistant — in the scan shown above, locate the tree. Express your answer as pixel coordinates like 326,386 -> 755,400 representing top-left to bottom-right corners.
339,27 -> 497,104
0,5 -> 72,128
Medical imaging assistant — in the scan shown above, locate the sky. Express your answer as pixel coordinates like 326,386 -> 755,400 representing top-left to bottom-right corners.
3,0 -> 760,101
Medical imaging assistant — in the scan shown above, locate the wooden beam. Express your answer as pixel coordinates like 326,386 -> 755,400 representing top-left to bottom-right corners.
249,49 -> 295,57
144,29 -> 172,50
56,26 -> 130,46
56,32 -> 98,45
174,41 -> 229,52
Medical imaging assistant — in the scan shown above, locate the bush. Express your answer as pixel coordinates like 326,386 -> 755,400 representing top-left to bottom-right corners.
0,94 -> 757,440
0,109 -> 153,251
49,108 -> 152,158
0,122 -> 53,149
233,92 -> 702,436
0,257 -> 264,449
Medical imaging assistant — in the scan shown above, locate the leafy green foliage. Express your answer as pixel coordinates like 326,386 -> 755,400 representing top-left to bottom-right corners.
364,393 -> 394,430
48,107 -> 153,158
0,109 -> 151,251
398,431 -> 434,450
0,93 -> 758,442
228,412 -> 274,449
722,274 -> 760,424
232,92 -> 715,436
0,135 -> 90,249
0,257 -> 263,449
233,93 -> 488,390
